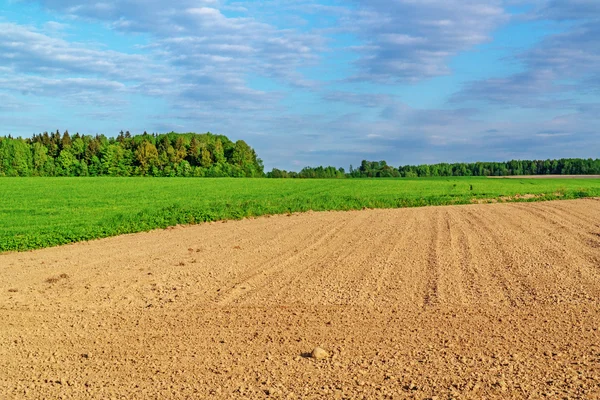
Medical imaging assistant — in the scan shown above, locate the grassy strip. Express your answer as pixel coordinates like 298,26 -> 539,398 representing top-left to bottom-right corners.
1,177 -> 599,252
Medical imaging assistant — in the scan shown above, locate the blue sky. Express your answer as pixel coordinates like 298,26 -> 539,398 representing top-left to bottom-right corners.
1,0 -> 599,170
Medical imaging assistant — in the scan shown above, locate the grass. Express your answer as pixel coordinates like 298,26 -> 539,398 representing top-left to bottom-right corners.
1,177 -> 600,252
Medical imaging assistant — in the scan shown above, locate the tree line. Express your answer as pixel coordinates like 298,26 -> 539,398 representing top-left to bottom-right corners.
267,159 -> 600,178
1,131 -> 598,178
0,131 -> 264,177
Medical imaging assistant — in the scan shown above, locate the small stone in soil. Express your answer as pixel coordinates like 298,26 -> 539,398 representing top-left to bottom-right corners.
311,347 -> 329,360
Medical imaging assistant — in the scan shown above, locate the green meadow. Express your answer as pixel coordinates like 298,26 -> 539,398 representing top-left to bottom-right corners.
1,177 -> 599,252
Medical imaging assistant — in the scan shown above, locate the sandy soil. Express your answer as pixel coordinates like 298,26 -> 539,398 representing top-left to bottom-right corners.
2,199 -> 600,399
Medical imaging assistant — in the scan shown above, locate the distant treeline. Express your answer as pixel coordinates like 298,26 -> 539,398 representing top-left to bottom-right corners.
0,131 -> 264,177
268,159 -> 600,178
1,131 -> 598,178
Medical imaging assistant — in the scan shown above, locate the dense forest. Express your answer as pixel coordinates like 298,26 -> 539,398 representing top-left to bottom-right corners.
0,131 -> 264,177
1,131 -> 598,178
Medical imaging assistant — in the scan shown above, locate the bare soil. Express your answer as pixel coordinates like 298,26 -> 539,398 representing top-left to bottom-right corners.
2,199 -> 600,399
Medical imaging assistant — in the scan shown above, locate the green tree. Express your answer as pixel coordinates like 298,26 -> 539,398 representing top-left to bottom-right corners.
200,147 -> 213,168
232,140 -> 253,168
101,144 -> 131,176
173,137 -> 188,164
32,142 -> 50,176
187,137 -> 202,166
57,149 -> 78,176
71,137 -> 85,160
135,141 -> 159,174
0,138 -> 32,176
211,139 -> 226,164
60,130 -> 72,150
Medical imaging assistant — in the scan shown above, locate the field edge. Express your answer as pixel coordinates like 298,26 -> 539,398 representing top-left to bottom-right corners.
3,190 -> 599,254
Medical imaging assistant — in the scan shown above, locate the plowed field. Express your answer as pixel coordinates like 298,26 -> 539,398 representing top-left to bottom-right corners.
2,199 -> 600,399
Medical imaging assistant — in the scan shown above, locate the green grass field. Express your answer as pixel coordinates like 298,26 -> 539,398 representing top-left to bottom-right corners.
1,177 -> 599,252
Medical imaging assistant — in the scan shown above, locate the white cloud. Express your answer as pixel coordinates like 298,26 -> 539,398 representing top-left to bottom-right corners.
0,22 -> 151,79
342,0 -> 508,82
453,4 -> 600,108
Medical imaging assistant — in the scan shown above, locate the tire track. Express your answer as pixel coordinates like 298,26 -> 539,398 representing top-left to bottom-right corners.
232,211 -> 377,306
423,209 -> 443,307
351,210 -> 421,307
541,198 -> 600,227
373,211 -> 421,299
494,203 -> 600,303
446,208 -> 481,305
521,202 -> 600,261
459,208 -> 520,306
252,210 -> 418,307
215,213 -> 360,305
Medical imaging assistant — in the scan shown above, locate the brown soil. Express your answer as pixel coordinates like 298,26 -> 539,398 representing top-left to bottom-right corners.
2,199 -> 600,399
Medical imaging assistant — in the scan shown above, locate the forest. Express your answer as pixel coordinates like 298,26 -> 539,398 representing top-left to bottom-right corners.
0,131 -> 264,177
1,131 -> 599,178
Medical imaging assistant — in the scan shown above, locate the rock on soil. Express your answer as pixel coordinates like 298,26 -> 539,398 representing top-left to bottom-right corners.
310,347 -> 329,360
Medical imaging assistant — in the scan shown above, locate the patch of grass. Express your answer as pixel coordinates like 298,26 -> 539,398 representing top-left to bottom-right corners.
1,177 -> 599,252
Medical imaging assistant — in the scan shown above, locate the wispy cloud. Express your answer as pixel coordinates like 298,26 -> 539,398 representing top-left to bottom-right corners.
33,0 -> 325,86
343,0 -> 508,82
453,2 -> 600,109
0,22 -> 151,78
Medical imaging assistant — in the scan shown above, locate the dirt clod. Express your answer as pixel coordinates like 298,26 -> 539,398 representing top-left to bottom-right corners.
310,347 -> 329,360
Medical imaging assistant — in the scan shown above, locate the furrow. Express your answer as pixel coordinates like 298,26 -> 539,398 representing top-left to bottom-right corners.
423,209 -> 442,307
214,214 -> 357,305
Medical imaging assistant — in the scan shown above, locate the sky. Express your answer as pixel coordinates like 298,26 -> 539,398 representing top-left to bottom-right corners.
0,0 -> 599,170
